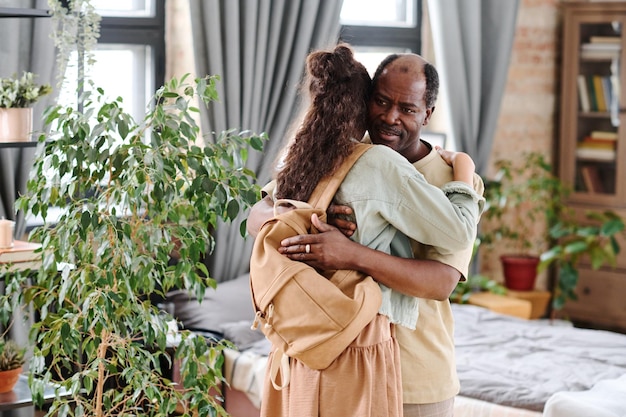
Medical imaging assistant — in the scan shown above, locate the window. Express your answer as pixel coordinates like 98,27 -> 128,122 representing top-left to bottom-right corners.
339,0 -> 421,75
58,0 -> 165,124
36,1 -> 166,229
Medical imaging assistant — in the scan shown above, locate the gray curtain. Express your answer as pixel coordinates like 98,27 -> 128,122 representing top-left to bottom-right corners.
0,0 -> 57,239
189,0 -> 343,282
426,0 -> 519,175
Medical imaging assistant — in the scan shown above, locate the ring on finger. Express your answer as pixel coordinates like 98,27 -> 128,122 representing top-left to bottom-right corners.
305,244 -> 311,254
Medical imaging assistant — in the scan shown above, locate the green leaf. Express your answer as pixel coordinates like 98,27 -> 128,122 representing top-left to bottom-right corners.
250,135 -> 266,151
226,199 -> 240,222
202,178 -> 217,194
601,218 -> 625,236
563,240 -> 588,254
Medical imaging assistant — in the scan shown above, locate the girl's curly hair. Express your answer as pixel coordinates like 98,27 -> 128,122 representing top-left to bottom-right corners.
275,44 -> 371,201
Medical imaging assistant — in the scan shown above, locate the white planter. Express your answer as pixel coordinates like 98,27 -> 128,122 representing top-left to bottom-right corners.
0,108 -> 33,142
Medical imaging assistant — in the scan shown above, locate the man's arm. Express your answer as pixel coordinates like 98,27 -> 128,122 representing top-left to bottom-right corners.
279,214 -> 461,300
247,191 -> 462,300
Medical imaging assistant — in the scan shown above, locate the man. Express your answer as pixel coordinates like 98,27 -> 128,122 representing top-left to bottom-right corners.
249,53 -> 483,417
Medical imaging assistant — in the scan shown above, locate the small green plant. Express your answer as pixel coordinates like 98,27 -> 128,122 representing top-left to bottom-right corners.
0,338 -> 26,371
539,210 -> 624,310
0,72 -> 52,108
449,273 -> 507,304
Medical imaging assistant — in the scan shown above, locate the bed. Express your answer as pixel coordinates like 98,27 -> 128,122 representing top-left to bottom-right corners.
170,273 -> 626,417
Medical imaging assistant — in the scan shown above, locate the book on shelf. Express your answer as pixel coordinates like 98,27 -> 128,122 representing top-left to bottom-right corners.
580,47 -> 620,60
582,42 -> 621,51
580,166 -> 605,193
590,130 -> 617,140
592,75 -> 607,111
589,36 -> 621,44
586,76 -> 598,111
577,75 -> 590,112
581,75 -> 615,112
579,138 -> 616,150
0,240 -> 42,264
601,76 -> 614,111
576,147 -> 616,161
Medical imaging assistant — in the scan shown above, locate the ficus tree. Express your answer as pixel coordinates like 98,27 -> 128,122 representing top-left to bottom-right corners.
5,73 -> 266,417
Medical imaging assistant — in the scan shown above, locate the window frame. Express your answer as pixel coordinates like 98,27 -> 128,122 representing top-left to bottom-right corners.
339,1 -> 422,54
96,0 -> 166,95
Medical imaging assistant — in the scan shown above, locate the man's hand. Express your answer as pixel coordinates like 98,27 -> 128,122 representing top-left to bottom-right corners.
279,213 -> 360,271
327,204 -> 357,237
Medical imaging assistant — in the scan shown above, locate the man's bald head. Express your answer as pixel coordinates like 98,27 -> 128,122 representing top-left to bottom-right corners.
372,53 -> 439,108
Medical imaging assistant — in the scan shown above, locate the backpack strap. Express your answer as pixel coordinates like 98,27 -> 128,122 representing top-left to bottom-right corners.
273,199 -> 313,216
269,349 -> 291,391
307,142 -> 373,210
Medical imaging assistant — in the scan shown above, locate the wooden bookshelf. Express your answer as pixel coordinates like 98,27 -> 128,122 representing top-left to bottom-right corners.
558,1 -> 626,332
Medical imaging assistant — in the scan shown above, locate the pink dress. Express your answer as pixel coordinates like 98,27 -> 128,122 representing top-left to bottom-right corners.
260,314 -> 403,417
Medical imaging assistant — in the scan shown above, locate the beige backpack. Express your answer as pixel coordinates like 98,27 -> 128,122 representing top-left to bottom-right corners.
249,143 -> 382,388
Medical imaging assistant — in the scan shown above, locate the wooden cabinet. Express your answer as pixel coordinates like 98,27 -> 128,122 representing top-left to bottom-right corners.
558,1 -> 626,332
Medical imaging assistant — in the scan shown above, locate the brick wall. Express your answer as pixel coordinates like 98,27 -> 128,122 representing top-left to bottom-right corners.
489,0 -> 561,170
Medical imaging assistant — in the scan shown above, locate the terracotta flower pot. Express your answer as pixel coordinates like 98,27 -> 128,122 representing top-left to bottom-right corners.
0,108 -> 33,142
0,366 -> 22,393
500,255 -> 540,291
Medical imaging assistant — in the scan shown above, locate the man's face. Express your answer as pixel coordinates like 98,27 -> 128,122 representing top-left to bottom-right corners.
367,69 -> 433,161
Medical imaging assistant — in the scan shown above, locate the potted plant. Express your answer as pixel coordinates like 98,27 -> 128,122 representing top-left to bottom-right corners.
0,338 -> 26,393
480,152 -> 563,291
480,152 -> 625,309
0,73 -> 267,416
0,71 -> 52,142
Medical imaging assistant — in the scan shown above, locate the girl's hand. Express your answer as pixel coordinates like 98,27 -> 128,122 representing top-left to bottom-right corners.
435,146 -> 475,185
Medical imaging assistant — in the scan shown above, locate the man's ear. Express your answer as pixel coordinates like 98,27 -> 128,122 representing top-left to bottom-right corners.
423,106 -> 435,125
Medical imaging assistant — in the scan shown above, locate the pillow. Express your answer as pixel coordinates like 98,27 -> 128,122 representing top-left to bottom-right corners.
220,320 -> 265,350
167,273 -> 255,334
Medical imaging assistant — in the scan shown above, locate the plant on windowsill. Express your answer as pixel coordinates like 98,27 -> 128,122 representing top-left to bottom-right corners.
479,151 -> 625,310
3,73 -> 266,417
0,338 -> 26,393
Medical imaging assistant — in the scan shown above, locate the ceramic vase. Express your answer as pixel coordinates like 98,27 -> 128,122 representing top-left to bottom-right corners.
0,108 -> 33,142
